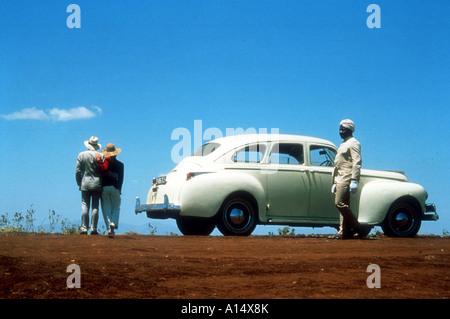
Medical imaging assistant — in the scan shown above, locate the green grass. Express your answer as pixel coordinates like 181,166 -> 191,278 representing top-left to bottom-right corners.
0,206 -> 78,235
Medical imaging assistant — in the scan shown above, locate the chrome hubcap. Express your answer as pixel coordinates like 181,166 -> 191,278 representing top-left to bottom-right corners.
395,212 -> 409,227
225,201 -> 252,231
229,208 -> 245,224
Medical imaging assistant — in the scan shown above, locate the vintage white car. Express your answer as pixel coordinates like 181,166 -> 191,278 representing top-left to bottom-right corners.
135,134 -> 438,237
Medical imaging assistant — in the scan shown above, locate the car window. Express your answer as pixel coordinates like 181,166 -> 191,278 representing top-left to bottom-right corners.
193,142 -> 220,156
232,144 -> 266,163
269,143 -> 304,165
309,145 -> 336,166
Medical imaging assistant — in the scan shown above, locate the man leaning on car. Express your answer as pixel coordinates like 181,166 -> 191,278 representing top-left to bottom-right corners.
331,119 -> 362,239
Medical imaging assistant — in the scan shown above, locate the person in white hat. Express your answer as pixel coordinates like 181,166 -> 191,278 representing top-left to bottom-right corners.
100,143 -> 124,238
75,136 -> 103,235
331,120 -> 362,238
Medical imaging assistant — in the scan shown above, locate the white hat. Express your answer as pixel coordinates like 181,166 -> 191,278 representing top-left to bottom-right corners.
84,136 -> 101,151
340,119 -> 355,132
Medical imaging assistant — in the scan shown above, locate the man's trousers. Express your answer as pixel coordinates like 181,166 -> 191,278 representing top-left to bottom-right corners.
101,185 -> 121,229
81,190 -> 101,232
334,185 -> 360,236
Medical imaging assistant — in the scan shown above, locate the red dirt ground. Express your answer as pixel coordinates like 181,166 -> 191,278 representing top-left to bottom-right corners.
1,234 -> 449,299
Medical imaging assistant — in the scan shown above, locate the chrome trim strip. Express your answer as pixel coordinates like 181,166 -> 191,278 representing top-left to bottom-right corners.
135,195 -> 181,214
423,203 -> 438,221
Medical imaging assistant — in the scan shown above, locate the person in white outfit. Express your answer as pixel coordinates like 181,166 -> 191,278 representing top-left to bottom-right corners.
75,136 -> 103,235
100,143 -> 124,238
331,119 -> 362,239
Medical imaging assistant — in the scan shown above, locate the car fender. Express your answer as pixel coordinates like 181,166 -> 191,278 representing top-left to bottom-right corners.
178,171 -> 266,218
358,180 -> 426,224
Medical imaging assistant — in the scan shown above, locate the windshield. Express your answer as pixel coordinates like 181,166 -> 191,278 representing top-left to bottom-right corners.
192,142 -> 221,156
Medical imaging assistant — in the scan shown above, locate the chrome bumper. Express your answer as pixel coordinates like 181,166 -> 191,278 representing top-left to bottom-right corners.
135,195 -> 181,219
422,203 -> 438,221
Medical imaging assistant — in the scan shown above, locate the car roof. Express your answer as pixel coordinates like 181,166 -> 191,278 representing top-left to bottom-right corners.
208,134 -> 336,150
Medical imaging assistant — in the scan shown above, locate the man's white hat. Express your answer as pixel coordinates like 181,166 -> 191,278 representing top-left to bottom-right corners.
340,119 -> 355,132
84,136 -> 101,151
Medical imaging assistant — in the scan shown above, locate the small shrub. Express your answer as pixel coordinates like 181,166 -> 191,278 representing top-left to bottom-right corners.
148,222 -> 158,235
268,226 -> 296,237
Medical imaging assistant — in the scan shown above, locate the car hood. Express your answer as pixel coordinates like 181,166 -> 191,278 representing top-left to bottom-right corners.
361,168 -> 408,182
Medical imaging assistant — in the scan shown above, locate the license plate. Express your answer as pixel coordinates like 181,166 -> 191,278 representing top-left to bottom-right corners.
153,176 -> 167,186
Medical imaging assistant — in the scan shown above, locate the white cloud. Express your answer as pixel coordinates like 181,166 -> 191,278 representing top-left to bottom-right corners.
0,107 -> 48,120
91,105 -> 103,115
0,106 -> 102,121
48,106 -> 96,121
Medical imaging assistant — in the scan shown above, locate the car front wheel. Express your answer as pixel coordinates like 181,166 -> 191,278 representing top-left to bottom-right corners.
217,197 -> 257,236
382,202 -> 421,237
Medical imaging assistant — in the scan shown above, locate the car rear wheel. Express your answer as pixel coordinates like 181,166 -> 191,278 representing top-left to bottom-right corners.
176,217 -> 215,236
217,197 -> 257,236
382,202 -> 421,237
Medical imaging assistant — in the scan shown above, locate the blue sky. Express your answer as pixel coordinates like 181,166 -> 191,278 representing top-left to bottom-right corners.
1,1 -> 448,235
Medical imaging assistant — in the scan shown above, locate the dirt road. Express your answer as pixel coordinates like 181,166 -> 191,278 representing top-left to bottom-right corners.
1,235 -> 449,299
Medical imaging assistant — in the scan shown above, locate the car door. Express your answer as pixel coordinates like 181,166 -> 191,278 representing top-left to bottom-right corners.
266,143 -> 310,218
307,144 -> 338,220
225,142 -> 269,196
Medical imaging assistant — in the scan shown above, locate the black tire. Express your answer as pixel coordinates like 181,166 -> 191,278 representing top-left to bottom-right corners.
217,197 -> 257,236
357,225 -> 373,237
176,217 -> 215,236
381,202 -> 421,237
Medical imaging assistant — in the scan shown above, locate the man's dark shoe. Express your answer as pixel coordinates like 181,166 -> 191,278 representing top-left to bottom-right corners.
108,224 -> 115,238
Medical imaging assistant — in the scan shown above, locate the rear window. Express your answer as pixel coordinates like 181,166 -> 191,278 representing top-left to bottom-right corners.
232,144 -> 266,163
193,142 -> 221,156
